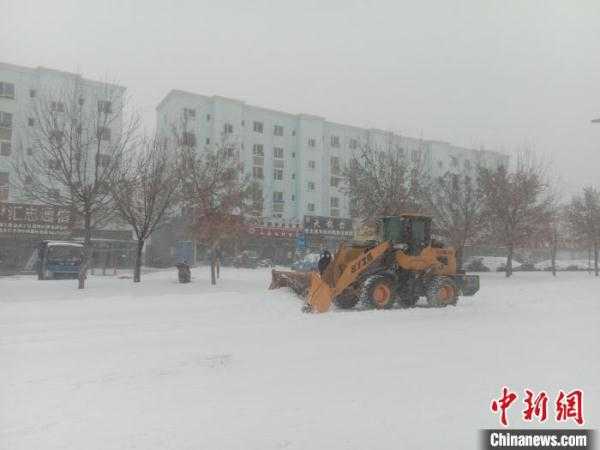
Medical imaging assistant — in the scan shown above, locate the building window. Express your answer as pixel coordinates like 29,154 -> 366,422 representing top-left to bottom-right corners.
307,203 -> 315,212
0,112 -> 13,128
26,147 -> 33,156
274,169 -> 283,180
330,156 -> 340,174
252,166 -> 264,179
206,114 -> 211,121
274,147 -> 284,159
98,126 -> 111,141
398,147 -> 405,157
97,100 -> 112,114
48,158 -> 60,170
27,117 -> 35,127
292,152 -> 295,158
241,120 -> 245,126
206,138 -> 210,145
78,97 -> 85,106
252,144 -> 264,156
49,130 -> 64,146
0,141 -> 11,156
0,82 -> 15,99
97,154 -> 111,168
307,181 -> 315,191
308,138 -> 316,147
273,191 -> 284,203
223,123 -> 233,134
0,172 -> 9,201
450,156 -> 458,167
291,173 -> 295,179
330,177 -> 341,188
253,121 -> 263,133
181,132 -> 196,147
183,108 -> 196,119
411,150 -> 421,162
349,139 -> 358,149
274,125 -> 284,136
330,136 -> 340,147
50,101 -> 66,113
308,160 -> 316,170
29,89 -> 36,98
330,197 -> 340,208
464,159 -> 472,169
331,209 -> 340,217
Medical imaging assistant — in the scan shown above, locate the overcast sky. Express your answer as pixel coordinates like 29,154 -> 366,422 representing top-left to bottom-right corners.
2,0 -> 599,193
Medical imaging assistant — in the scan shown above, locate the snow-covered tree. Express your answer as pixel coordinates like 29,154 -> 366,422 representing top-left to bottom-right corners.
177,133 -> 259,285
478,152 -> 555,277
13,80 -> 139,289
567,186 -> 600,276
344,143 -> 425,223
110,136 -> 179,283
422,170 -> 484,269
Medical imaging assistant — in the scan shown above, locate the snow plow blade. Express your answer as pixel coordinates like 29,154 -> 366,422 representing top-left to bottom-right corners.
269,270 -> 334,313
269,270 -> 312,297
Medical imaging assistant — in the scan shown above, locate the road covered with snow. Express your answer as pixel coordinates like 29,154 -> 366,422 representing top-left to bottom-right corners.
1,268 -> 599,449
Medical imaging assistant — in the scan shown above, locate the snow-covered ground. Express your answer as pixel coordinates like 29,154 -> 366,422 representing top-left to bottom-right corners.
1,268 -> 599,450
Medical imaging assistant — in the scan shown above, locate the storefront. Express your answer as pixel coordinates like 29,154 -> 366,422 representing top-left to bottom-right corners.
245,222 -> 301,264
303,215 -> 354,252
0,203 -> 72,274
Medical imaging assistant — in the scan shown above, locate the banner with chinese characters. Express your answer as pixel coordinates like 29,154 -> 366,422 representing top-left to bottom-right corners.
303,215 -> 353,238
0,203 -> 71,236
247,224 -> 301,239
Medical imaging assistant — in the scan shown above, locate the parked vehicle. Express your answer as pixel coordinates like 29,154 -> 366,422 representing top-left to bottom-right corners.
233,250 -> 260,268
29,241 -> 84,280
464,258 -> 490,272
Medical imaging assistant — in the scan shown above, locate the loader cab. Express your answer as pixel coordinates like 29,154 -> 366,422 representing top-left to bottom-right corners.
377,214 -> 432,255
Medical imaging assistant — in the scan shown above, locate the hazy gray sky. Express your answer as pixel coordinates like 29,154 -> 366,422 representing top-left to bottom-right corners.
2,0 -> 599,193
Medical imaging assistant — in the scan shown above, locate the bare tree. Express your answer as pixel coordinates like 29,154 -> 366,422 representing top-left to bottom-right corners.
567,186 -> 600,276
422,170 -> 484,269
478,152 -> 555,277
177,132 -> 259,285
13,79 -> 139,288
344,143 -> 425,223
110,136 -> 179,282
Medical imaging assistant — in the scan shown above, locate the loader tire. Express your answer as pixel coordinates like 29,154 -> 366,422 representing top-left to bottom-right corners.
334,289 -> 360,310
361,275 -> 395,309
425,276 -> 458,307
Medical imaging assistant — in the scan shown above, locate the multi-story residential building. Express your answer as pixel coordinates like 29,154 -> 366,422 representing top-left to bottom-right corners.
156,90 -> 508,225
0,62 -> 130,272
0,62 -> 126,203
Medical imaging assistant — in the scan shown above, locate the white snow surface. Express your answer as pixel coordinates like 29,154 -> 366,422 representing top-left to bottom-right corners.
1,268 -> 599,450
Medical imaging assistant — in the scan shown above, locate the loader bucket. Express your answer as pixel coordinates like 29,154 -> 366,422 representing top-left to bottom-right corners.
269,270 -> 311,297
305,271 -> 334,313
269,270 -> 334,313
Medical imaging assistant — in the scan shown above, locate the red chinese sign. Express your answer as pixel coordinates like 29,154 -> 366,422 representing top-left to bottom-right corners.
491,387 -> 584,427
0,203 -> 71,236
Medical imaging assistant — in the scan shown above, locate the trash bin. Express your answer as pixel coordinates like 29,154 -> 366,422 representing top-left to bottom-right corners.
175,262 -> 191,283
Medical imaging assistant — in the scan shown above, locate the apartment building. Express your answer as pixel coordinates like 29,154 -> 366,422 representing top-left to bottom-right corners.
156,90 -> 508,225
0,62 -> 126,203
0,62 -> 128,272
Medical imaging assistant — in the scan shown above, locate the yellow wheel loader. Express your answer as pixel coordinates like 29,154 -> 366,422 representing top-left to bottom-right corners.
269,214 -> 479,313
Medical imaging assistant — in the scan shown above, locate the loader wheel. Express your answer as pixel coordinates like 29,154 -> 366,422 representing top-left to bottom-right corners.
362,275 -> 395,309
334,289 -> 360,310
425,277 -> 458,307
